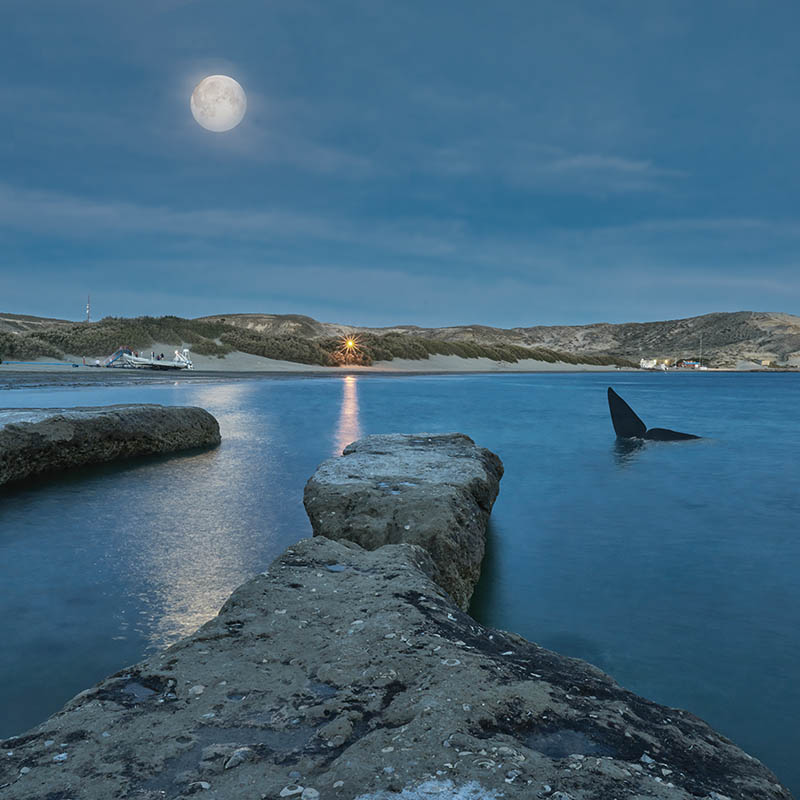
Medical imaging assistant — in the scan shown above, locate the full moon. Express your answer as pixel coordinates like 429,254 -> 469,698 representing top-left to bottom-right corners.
190,75 -> 247,133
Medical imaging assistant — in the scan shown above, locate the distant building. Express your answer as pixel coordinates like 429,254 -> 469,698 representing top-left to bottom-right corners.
640,358 -> 671,370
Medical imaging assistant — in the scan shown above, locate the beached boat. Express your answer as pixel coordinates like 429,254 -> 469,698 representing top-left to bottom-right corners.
99,347 -> 194,370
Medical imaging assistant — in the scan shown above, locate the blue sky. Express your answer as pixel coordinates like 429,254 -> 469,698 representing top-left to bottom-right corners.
2,0 -> 799,326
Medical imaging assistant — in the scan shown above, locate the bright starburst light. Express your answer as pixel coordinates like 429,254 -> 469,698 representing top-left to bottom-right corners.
336,334 -> 362,364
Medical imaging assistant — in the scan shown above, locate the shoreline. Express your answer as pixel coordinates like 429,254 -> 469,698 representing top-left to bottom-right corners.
1,358 -> 781,377
1,348 -> 792,387
0,364 -> 784,380
0,352 -> 627,375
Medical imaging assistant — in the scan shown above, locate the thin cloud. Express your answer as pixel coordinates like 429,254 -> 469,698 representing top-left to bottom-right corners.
402,136 -> 684,194
3,181 -> 800,285
544,154 -> 685,178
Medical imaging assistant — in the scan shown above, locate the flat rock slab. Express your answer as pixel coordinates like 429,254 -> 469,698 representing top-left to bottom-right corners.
0,404 -> 221,486
0,537 -> 789,800
303,433 -> 503,609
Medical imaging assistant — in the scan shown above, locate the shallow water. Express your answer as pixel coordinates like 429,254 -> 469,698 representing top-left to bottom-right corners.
0,371 -> 798,792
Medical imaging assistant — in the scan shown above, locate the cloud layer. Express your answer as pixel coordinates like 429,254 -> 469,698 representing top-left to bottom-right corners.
2,0 -> 799,324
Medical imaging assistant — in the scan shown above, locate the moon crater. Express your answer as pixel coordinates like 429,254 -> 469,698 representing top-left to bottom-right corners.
190,75 -> 247,133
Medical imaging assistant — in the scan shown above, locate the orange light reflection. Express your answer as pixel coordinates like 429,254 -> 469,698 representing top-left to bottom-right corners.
333,375 -> 362,455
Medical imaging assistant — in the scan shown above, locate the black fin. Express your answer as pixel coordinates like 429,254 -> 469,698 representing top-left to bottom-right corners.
643,428 -> 700,441
607,387 -> 647,438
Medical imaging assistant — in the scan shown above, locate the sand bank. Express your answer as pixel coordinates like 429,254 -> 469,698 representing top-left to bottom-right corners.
1,345 -> 624,374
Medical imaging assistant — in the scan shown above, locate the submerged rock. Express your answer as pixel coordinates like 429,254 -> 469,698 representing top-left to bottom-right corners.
0,537 -> 790,799
0,404 -> 221,486
303,433 -> 503,609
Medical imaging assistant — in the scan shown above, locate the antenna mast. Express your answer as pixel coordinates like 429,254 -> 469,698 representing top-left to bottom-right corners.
86,294 -> 91,323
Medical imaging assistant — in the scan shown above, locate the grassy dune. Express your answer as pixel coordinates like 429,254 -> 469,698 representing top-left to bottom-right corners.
0,315 -> 634,367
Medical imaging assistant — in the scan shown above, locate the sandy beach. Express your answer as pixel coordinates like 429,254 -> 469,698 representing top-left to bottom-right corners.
0,343 -> 628,375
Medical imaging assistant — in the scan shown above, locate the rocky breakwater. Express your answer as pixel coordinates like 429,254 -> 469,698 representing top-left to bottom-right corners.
0,404 -> 221,486
303,433 -> 503,610
0,435 -> 792,800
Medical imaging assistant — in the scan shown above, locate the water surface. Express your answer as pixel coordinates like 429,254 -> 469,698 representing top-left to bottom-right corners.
0,371 -> 797,792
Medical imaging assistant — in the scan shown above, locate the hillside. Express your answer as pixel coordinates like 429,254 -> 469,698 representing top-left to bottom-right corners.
0,312 -> 72,334
2,310 -> 799,368
510,311 -> 800,366
0,314 -> 627,368
200,311 -> 800,367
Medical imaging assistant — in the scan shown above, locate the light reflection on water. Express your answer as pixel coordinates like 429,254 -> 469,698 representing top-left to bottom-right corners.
125,452 -> 252,650
128,381 -> 305,650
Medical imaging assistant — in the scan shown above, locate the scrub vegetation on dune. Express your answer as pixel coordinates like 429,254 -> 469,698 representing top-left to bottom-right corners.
317,332 -> 630,367
0,315 -> 634,367
0,317 -> 231,361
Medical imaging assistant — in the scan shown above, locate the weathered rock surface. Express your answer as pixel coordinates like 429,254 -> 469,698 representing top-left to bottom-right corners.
0,536 -> 790,800
0,405 -> 220,486
303,433 -> 503,610
0,433 -> 791,799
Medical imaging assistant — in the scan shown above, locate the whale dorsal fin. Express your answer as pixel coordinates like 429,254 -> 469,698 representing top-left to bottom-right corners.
607,387 -> 647,438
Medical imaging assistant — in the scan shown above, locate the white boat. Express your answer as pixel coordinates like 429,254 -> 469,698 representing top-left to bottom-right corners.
103,347 -> 194,370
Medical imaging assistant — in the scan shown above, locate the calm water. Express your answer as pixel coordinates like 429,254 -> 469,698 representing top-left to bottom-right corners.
0,372 -> 798,792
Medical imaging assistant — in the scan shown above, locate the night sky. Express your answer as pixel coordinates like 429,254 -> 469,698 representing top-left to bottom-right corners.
2,1 -> 799,327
